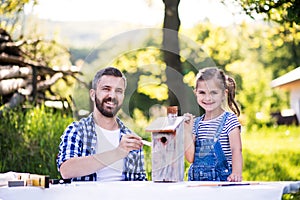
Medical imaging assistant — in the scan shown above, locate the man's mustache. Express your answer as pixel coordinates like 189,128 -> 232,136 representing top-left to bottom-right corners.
103,97 -> 118,104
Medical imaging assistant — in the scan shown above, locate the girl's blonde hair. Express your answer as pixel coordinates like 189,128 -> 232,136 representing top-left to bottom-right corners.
195,67 -> 240,116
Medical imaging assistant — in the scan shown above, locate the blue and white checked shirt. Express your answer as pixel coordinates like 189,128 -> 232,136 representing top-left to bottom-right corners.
57,113 -> 147,181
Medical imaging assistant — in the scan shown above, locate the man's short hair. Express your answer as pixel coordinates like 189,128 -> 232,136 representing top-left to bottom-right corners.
92,67 -> 127,89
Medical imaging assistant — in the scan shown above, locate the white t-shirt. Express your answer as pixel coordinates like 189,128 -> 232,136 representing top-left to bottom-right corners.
95,124 -> 123,181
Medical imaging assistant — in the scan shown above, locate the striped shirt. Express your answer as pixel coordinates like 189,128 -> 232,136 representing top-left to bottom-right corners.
56,113 -> 147,181
193,112 -> 241,165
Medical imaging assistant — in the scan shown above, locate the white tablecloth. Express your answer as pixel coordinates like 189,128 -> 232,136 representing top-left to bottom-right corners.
0,181 -> 299,200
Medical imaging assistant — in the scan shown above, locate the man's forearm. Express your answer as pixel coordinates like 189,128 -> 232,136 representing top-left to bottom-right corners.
59,148 -> 126,179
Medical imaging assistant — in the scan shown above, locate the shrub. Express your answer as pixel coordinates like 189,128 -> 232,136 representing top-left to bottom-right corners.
0,105 -> 74,178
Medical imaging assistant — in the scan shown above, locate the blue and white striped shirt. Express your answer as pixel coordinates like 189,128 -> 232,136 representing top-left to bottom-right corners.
57,113 -> 147,181
193,112 -> 241,165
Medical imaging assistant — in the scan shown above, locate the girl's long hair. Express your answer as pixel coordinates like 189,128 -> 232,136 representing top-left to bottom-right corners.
195,67 -> 240,116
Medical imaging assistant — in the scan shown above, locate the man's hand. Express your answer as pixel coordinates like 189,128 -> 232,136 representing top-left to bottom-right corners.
117,134 -> 143,156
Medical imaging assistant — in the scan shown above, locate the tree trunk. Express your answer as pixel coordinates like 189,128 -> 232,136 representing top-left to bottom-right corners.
163,0 -> 181,72
162,0 -> 187,115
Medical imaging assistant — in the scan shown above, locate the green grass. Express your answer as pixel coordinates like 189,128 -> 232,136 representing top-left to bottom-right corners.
242,126 -> 300,181
241,126 -> 300,200
283,192 -> 300,200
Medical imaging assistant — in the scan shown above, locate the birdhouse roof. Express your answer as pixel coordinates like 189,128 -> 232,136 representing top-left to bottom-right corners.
145,116 -> 185,132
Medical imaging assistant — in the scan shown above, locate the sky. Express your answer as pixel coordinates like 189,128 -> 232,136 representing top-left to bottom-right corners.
28,0 -> 252,28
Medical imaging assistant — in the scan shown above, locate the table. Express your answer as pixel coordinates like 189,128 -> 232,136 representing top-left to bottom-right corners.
0,181 -> 299,200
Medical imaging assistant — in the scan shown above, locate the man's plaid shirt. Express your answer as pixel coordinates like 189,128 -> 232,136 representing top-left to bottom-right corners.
57,113 -> 147,181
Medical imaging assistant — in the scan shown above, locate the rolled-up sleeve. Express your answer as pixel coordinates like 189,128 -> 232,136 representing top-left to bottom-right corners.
56,122 -> 82,170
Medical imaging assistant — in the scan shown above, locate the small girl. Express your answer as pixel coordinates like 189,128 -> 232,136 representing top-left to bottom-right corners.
184,67 -> 243,182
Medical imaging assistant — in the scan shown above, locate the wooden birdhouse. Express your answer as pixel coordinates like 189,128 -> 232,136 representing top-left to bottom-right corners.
145,106 -> 185,182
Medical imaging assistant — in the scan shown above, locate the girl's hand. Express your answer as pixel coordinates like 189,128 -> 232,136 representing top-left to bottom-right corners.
227,173 -> 242,182
184,113 -> 195,124
183,113 -> 196,163
183,113 -> 195,137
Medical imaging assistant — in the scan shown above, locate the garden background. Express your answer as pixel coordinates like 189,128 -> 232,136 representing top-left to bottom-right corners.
1,1 -> 300,199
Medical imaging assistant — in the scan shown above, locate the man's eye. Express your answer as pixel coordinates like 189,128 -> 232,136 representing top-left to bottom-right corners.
101,87 -> 110,92
116,89 -> 124,94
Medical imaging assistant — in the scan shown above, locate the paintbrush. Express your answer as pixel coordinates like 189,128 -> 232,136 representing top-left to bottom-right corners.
188,182 -> 260,187
141,140 -> 152,146
131,132 -> 152,147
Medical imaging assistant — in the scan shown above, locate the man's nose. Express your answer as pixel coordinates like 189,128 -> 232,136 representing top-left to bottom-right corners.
108,90 -> 117,97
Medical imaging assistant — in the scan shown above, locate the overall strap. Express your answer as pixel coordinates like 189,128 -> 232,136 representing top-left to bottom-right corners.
214,112 -> 229,141
193,116 -> 202,138
194,112 -> 229,139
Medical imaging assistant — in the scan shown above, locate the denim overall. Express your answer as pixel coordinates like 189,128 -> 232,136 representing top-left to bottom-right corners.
188,112 -> 232,181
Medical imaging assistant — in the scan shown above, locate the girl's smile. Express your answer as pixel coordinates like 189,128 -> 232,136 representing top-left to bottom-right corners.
195,79 -> 226,119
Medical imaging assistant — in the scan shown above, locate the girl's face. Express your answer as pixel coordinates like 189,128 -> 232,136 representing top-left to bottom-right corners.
194,78 -> 226,116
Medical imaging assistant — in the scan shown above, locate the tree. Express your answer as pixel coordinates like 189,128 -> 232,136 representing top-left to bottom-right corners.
230,0 -> 300,76
0,28 -> 83,114
162,0 -> 183,113
0,0 -> 38,33
162,0 -> 195,115
0,1 -> 85,115
231,0 -> 300,25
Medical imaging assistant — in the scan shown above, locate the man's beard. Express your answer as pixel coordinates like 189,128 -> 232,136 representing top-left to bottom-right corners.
94,94 -> 121,118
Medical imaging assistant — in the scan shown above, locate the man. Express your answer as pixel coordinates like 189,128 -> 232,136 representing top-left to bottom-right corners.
57,67 -> 147,181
